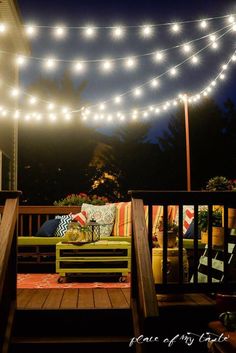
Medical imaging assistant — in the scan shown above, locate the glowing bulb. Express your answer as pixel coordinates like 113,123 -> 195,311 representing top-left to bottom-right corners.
99,103 -> 106,111
73,61 -> 86,73
220,73 -> 225,80
124,57 -> 137,70
140,24 -> 154,38
171,23 -> 180,32
211,81 -> 216,86
232,54 -> 236,61
112,26 -> 125,39
191,56 -> 199,64
153,51 -> 164,62
29,96 -> 37,105
143,112 -> 149,118
44,57 -> 57,70
133,87 -> 143,97
155,108 -> 160,114
212,42 -> 219,49
228,15 -> 235,23
25,24 -> 38,37
53,26 -> 67,38
107,115 -> 113,122
150,79 -> 159,88
210,34 -> 217,42
10,88 -> 20,97
47,103 -> 55,110
207,87 -> 212,92
232,24 -> 236,31
203,91 -> 208,96
101,59 -> 114,72
182,44 -> 192,53
114,96 -> 122,104
170,67 -> 177,76
200,20 -> 208,29
222,64 -> 228,71
0,23 -> 7,33
83,26 -> 96,38
62,107 -> 69,114
15,55 -> 27,67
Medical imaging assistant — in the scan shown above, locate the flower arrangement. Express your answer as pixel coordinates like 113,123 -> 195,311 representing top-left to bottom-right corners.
54,192 -> 108,206
198,207 -> 222,232
206,176 -> 234,191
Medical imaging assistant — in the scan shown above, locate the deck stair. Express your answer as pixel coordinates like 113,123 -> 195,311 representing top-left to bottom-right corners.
11,299 -> 134,353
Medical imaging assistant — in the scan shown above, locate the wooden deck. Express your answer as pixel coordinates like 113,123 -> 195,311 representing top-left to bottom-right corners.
17,288 -> 130,310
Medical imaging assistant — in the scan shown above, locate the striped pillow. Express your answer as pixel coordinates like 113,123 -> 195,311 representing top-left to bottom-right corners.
144,205 -> 178,235
112,202 -> 132,237
72,211 -> 87,226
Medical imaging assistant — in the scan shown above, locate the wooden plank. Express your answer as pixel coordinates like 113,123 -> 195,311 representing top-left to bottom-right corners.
121,288 -> 130,305
107,288 -> 129,308
43,289 -> 64,309
77,289 -> 94,308
17,289 -> 37,309
25,289 -> 50,309
60,289 -> 78,309
93,289 -> 112,308
188,293 -> 216,305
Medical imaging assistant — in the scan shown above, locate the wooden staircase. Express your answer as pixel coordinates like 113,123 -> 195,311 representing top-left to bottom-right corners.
11,306 -> 134,353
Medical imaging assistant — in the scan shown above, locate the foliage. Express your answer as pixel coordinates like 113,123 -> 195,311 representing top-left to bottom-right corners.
54,193 -> 108,206
206,176 -> 233,191
198,208 -> 222,232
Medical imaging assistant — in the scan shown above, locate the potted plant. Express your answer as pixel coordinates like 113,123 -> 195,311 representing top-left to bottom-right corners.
206,176 -> 236,229
198,207 -> 224,246
154,217 -> 178,248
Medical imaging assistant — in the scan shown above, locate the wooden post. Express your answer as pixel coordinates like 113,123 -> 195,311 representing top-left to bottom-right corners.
184,95 -> 191,191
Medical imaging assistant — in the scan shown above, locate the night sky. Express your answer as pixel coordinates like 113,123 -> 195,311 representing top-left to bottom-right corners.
16,0 -> 236,138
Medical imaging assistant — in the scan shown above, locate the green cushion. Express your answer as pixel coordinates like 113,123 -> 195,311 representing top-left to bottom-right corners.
18,236 -> 62,246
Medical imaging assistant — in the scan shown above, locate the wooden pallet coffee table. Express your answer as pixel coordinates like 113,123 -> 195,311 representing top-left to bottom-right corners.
56,240 -> 131,282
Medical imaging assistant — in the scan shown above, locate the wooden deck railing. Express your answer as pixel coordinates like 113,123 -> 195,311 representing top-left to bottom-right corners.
0,191 -> 20,353
0,206 -> 81,237
130,191 -> 236,296
130,198 -> 159,352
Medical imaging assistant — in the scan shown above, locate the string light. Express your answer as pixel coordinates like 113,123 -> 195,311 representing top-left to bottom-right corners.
44,57 -> 57,70
171,23 -> 181,33
53,25 -> 67,38
140,24 -> 154,38
25,24 -> 38,37
200,20 -> 208,29
124,57 -> 137,69
111,26 -> 125,39
0,23 -> 7,33
83,25 -> 96,38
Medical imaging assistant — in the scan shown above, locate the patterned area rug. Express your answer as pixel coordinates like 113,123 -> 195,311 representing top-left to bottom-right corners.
17,273 -> 130,289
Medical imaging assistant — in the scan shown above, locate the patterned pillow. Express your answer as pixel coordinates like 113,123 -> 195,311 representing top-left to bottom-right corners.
81,203 -> 116,237
112,202 -> 132,237
72,211 -> 87,226
54,214 -> 72,237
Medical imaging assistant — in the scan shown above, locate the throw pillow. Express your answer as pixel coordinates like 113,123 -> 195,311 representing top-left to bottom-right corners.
35,219 -> 60,237
112,202 -> 132,237
81,203 -> 116,237
54,214 -> 72,237
71,211 -> 87,226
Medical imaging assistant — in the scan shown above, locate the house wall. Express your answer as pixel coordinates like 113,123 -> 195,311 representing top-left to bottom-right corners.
0,0 -> 30,190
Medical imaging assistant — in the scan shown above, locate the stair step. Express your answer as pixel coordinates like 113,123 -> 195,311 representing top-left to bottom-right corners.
11,335 -> 134,353
14,308 -> 133,336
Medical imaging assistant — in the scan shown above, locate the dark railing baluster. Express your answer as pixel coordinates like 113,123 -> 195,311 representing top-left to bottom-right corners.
223,205 -> 229,286
148,204 -> 153,258
162,205 -> 168,285
178,205 -> 183,284
193,204 -> 199,284
208,205 -> 213,285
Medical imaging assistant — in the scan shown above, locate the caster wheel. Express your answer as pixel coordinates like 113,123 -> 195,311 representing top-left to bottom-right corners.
119,276 -> 127,283
57,276 -> 66,283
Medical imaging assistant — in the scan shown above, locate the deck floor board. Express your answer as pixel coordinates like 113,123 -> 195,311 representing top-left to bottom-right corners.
17,288 -> 130,310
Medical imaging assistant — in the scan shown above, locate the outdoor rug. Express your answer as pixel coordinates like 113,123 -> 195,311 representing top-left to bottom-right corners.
17,273 -> 130,289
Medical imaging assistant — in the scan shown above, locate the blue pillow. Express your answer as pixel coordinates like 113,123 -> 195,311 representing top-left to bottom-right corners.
36,219 -> 60,237
184,219 -> 199,238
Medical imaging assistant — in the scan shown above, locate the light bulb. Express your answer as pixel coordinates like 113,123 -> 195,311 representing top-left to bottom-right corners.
200,20 -> 208,29
112,26 -> 125,39
83,26 -> 96,38
10,88 -> 20,97
0,23 -> 7,33
44,57 -> 57,70
228,15 -> 235,23
15,55 -> 27,67
140,24 -> 154,38
171,23 -> 180,33
133,87 -> 143,97
182,44 -> 192,53
191,56 -> 199,64
25,24 -> 38,37
114,96 -> 122,104
29,96 -> 37,105
124,57 -> 137,70
73,61 -> 86,73
101,59 -> 114,72
53,26 -> 67,38
170,67 -> 177,76
212,42 -> 219,49
153,51 -> 164,62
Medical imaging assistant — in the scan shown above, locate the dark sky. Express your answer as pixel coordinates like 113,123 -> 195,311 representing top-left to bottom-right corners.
17,0 -> 236,138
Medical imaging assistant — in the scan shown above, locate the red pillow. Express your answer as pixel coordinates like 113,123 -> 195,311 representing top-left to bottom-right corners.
72,211 -> 87,226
